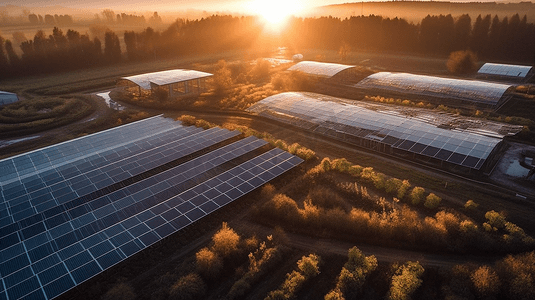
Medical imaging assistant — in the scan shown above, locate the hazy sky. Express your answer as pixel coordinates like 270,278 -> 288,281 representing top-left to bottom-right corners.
1,0 -> 347,13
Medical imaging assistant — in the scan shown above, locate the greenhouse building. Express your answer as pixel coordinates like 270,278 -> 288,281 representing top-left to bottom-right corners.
477,63 -> 534,82
118,69 -> 213,99
248,92 -> 522,174
355,72 -> 514,110
287,61 -> 357,81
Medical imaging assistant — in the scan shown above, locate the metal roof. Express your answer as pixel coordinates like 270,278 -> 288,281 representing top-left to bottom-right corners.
478,63 -> 533,78
356,72 -> 512,106
247,92 -> 515,170
287,61 -> 355,78
121,69 -> 213,90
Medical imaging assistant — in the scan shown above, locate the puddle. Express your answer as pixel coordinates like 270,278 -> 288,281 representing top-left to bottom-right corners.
506,160 -> 530,177
96,92 -> 125,111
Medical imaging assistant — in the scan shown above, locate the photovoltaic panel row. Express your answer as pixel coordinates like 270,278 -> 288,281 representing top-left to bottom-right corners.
0,125 -> 205,224
247,92 -> 503,170
0,115 -> 182,185
0,127 -> 241,241
0,139 -> 302,300
0,125 -> 234,225
0,136 -> 266,283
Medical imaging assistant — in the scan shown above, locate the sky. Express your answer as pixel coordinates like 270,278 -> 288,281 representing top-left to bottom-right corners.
1,0 -> 345,13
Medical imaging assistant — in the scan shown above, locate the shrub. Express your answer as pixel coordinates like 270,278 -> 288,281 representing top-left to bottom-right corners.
464,200 -> 478,210
387,261 -> 425,300
446,50 -> 478,75
485,210 -> 506,229
168,273 -> 206,300
385,178 -> 403,195
195,248 -> 223,280
297,254 -> 321,279
102,282 -> 137,300
265,254 -> 321,300
409,187 -> 425,205
424,193 -> 441,209
326,247 -> 378,299
213,60 -> 233,95
397,180 -> 411,200
212,222 -> 240,257
471,265 -> 500,297
178,115 -> 197,126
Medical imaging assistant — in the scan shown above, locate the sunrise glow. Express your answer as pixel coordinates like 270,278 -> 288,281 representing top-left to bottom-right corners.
248,0 -> 301,25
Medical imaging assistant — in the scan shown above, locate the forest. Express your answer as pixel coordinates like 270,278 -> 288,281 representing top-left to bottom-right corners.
1,12 -> 535,79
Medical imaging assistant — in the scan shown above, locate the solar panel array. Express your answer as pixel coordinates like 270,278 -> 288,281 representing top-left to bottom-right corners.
478,63 -> 532,78
248,92 -> 503,170
0,116 -> 303,300
355,72 -> 512,107
287,61 -> 355,78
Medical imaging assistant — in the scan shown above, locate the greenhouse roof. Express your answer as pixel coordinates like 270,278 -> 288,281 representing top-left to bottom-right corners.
248,92 -> 516,170
478,63 -> 532,78
355,72 -> 513,107
287,61 -> 355,78
121,69 -> 213,90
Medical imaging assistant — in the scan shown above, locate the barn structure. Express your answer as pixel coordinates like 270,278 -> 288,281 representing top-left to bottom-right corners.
118,69 -> 213,99
0,91 -> 19,106
287,61 -> 357,82
248,92 -> 522,175
355,72 -> 514,110
477,63 -> 534,82
0,115 -> 302,300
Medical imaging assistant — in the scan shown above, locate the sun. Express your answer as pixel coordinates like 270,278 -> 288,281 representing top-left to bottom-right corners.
248,0 -> 301,25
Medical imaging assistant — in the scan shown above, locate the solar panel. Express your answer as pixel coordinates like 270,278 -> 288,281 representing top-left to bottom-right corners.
0,116 -> 303,300
248,92 -> 504,171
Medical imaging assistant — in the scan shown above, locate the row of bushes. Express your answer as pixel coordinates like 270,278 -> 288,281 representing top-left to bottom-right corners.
316,157 -> 442,209
178,115 -> 317,161
255,158 -> 534,253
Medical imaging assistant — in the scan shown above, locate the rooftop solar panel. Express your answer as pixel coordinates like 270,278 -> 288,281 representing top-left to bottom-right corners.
0,116 -> 303,300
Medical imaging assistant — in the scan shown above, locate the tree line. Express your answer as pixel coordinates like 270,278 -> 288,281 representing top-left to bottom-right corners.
1,13 -> 535,79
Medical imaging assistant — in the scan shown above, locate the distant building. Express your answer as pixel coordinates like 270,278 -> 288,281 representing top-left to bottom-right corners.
355,72 -> 514,110
0,91 -> 19,106
118,69 -> 213,99
477,63 -> 534,82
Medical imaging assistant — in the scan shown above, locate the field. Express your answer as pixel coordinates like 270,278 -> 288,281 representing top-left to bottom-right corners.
1,48 -> 535,300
